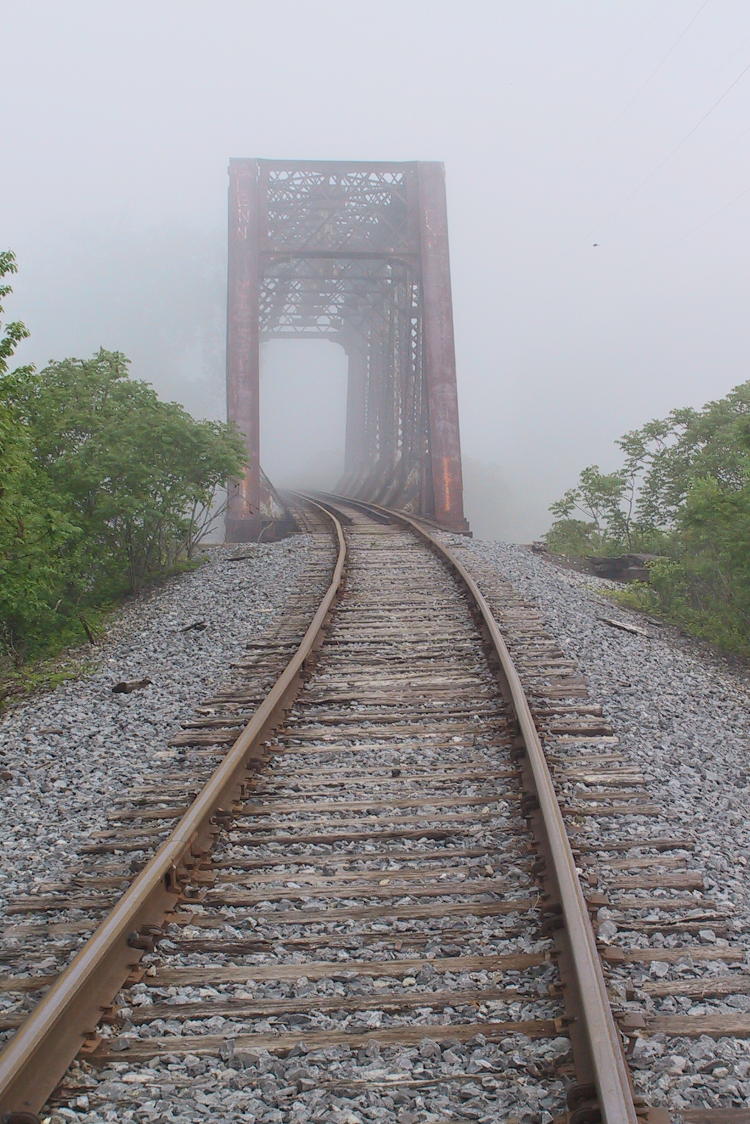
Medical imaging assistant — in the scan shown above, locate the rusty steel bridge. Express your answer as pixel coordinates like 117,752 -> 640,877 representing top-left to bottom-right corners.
225,158 -> 468,540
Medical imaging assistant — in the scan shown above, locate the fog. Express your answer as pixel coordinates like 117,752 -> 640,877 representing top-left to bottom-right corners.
4,1 -> 750,540
261,340 -> 348,488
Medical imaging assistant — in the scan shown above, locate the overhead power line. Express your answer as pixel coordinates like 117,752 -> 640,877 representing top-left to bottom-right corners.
619,0 -> 713,113
592,50 -> 750,242
625,56 -> 750,203
680,182 -> 750,241
592,1 -> 712,149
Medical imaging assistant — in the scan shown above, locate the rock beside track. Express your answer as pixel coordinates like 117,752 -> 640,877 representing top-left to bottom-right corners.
0,539 -> 314,916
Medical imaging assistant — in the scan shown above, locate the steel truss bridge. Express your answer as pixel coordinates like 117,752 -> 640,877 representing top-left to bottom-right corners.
225,158 -> 469,540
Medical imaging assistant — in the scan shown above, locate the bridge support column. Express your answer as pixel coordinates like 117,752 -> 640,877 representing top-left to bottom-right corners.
226,158 -> 261,542
418,163 -> 469,532
344,340 -> 367,479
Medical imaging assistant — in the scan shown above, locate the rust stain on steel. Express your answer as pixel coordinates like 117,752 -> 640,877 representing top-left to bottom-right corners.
226,160 -> 261,542
319,493 -> 638,1124
417,164 -> 466,532
0,502 -> 347,1117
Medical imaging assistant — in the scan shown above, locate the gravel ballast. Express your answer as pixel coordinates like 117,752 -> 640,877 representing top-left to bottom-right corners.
43,525 -> 571,1123
7,530 -> 750,1121
446,537 -> 750,1114
447,539 -> 750,923
0,538 -> 315,917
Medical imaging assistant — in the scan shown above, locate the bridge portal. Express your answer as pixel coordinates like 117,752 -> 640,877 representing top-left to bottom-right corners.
225,158 -> 468,540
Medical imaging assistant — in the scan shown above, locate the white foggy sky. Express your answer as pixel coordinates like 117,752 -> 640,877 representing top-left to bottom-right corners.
3,0 -> 749,539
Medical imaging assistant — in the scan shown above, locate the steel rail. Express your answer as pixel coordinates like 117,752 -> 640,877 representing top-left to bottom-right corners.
313,493 -> 638,1124
0,500 -> 347,1118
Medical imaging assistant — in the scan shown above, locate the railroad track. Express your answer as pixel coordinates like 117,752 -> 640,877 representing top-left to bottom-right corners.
0,497 -> 747,1122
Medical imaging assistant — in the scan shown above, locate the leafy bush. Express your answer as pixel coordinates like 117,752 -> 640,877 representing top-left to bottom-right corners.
543,518 -> 609,557
546,382 -> 750,655
15,350 -> 245,592
0,253 -> 245,666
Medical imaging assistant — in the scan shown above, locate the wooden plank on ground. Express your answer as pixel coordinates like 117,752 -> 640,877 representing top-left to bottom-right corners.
173,926 -> 521,953
601,947 -> 744,964
564,803 -> 660,817
606,873 -> 704,891
153,949 -> 545,988
205,877 -> 514,905
112,985 -> 528,1025
94,1019 -> 556,1062
206,862 -> 494,886
645,1014 -> 750,1038
205,897 -> 537,927
680,1112 -> 750,1122
254,768 -> 516,789
641,975 -> 750,999
599,856 -> 689,872
574,837 -> 694,854
228,811 -> 502,836
589,895 -> 717,911
238,794 -> 505,816
210,846 -> 500,871
266,762 -> 508,779
221,827 -> 498,848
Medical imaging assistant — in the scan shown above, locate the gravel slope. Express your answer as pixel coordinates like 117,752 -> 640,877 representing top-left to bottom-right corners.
445,537 -> 750,1114
0,539 -> 314,915
6,534 -> 750,1120
445,539 -> 750,928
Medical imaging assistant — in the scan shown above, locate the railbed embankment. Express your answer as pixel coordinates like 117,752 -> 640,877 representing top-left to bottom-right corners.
0,539 -> 315,916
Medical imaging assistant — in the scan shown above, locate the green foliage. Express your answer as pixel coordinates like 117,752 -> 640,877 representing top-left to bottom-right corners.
549,465 -> 632,550
606,581 -> 658,616
546,382 -> 750,655
15,350 -> 245,591
617,385 -> 750,528
0,250 -> 30,379
0,658 -> 90,712
0,253 -> 246,668
0,252 -> 76,662
543,518 -> 609,557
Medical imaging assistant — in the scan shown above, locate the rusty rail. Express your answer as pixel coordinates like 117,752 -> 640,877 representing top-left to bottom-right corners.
314,493 -> 638,1124
0,500 -> 347,1117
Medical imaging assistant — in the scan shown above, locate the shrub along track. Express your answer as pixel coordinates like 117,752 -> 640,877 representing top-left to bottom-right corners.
0,497 -> 736,1122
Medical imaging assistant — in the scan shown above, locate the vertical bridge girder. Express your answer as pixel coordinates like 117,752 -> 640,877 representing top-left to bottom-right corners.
225,158 -> 469,540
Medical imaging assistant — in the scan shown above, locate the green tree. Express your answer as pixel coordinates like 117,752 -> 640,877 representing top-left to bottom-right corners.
545,381 -> 750,655
0,252 -> 78,662
547,465 -> 631,553
1,260 -> 246,667
616,386 -> 750,527
14,349 -> 245,593
0,250 -> 30,378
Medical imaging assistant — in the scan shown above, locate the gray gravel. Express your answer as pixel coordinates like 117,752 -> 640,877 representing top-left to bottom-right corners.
0,539 -> 314,916
21,532 -> 750,1120
44,527 -> 570,1122
445,537 -> 750,1114
447,539 -> 750,924
56,1037 -> 569,1123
